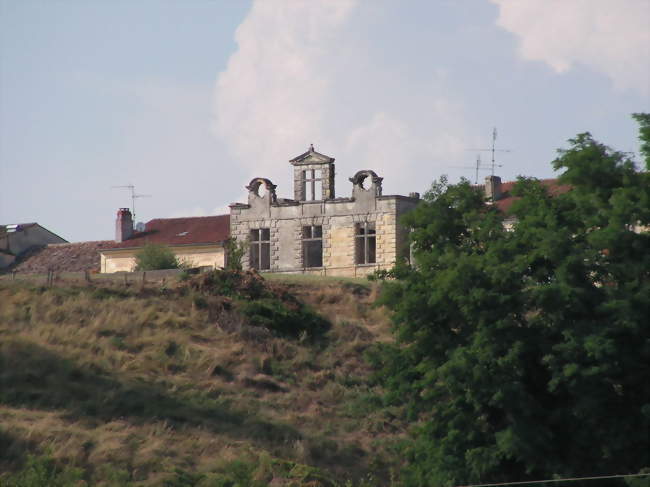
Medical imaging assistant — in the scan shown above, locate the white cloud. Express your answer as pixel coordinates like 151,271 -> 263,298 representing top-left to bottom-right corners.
214,0 -> 357,179
491,0 -> 650,95
169,204 -> 233,219
213,0 -> 470,199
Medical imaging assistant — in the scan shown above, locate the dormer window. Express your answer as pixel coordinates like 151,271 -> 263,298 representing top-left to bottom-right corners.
303,169 -> 323,201
289,145 -> 336,201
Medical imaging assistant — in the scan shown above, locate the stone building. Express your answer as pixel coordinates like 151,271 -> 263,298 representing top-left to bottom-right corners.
229,146 -> 419,277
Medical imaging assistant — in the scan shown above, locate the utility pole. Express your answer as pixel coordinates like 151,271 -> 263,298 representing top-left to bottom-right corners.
111,184 -> 152,223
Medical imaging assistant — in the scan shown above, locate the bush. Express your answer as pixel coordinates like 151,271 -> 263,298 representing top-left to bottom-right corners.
1,454 -> 84,487
224,238 -> 248,271
238,298 -> 329,339
184,270 -> 330,339
134,244 -> 179,271
186,269 -> 267,299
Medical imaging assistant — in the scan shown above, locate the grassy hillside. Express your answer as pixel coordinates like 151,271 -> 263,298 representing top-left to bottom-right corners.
0,271 -> 405,486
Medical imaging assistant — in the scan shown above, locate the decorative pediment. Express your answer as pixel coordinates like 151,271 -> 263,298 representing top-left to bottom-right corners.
289,144 -> 335,166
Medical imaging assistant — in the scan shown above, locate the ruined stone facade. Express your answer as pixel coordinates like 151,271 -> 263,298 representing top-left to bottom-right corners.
229,146 -> 419,277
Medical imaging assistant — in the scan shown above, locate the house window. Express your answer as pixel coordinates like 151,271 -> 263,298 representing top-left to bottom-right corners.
355,222 -> 376,264
302,225 -> 323,268
250,228 -> 270,270
302,169 -> 323,201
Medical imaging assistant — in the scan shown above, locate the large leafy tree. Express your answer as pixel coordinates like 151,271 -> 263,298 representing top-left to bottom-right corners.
372,119 -> 650,486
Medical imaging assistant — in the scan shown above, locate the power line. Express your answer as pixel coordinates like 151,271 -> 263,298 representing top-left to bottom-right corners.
456,472 -> 649,487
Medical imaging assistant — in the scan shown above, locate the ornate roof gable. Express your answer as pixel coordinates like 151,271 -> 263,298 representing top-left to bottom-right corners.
289,144 -> 335,165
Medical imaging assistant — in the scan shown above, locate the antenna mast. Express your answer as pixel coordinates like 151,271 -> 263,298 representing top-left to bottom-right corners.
111,184 -> 152,222
468,127 -> 512,176
449,154 -> 491,184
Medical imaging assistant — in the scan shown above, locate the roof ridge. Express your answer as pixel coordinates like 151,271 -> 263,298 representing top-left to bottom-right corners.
47,240 -> 113,246
148,214 -> 230,222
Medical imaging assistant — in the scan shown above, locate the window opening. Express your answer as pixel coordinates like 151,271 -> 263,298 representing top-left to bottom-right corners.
250,228 -> 271,270
302,225 -> 323,268
355,222 -> 376,264
302,169 -> 323,201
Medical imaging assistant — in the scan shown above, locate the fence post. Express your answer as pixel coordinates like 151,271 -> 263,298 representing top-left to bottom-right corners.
123,273 -> 128,287
12,270 -> 16,281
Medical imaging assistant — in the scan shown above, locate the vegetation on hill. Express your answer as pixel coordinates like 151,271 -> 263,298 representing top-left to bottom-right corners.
134,244 -> 182,271
0,271 -> 401,486
370,120 -> 650,485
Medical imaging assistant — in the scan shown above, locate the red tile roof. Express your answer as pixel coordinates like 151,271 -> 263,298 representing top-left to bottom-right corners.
491,179 -> 571,214
105,215 -> 230,250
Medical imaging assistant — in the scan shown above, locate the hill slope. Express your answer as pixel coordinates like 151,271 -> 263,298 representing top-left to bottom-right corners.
0,272 -> 404,486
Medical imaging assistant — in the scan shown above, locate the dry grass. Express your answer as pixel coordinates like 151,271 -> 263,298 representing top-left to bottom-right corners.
0,275 -> 404,486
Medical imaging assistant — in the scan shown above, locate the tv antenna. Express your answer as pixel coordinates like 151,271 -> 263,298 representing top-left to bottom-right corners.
468,127 -> 512,175
111,184 -> 152,222
449,154 -> 494,184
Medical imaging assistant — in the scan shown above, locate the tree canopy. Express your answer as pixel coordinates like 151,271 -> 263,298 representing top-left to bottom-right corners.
371,117 -> 650,486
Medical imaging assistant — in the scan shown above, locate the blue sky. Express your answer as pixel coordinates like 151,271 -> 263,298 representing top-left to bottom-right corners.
1,0 -> 648,242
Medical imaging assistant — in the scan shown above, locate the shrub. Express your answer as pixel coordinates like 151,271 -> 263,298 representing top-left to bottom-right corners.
224,238 -> 248,271
134,244 -> 179,271
1,454 -> 84,487
163,468 -> 204,487
186,269 -> 267,300
238,298 -> 329,339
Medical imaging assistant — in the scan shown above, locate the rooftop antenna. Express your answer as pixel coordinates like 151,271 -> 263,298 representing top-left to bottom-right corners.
111,184 -> 152,223
468,127 -> 512,175
449,154 -> 493,184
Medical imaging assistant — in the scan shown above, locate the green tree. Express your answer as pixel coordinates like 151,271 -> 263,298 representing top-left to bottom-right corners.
224,237 -> 247,271
371,119 -> 650,486
134,243 -> 180,271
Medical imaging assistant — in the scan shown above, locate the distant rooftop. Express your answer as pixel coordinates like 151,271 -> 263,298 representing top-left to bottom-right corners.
106,214 -> 231,250
8,241 -> 111,274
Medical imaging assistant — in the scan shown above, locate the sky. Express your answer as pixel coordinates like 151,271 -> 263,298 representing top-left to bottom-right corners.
1,0 -> 648,243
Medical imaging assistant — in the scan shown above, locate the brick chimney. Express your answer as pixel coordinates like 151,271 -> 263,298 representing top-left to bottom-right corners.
115,208 -> 133,242
484,175 -> 502,201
